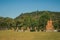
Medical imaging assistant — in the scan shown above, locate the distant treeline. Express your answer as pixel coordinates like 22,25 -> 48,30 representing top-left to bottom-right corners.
0,11 -> 60,31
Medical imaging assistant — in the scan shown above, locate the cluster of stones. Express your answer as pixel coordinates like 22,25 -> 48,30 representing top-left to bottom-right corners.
13,19 -> 57,32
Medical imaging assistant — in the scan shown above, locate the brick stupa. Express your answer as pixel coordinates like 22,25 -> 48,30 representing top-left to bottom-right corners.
46,19 -> 54,32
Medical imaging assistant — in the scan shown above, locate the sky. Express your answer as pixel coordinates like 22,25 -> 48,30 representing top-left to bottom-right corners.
0,0 -> 60,18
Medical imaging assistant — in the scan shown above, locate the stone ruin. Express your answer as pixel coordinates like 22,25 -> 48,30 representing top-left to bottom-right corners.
13,19 -> 55,32
46,19 -> 54,32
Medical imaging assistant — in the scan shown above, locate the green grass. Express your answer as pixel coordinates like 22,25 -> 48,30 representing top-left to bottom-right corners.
0,30 -> 60,40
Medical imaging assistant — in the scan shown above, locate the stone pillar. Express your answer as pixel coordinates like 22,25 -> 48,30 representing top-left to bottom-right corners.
35,27 -> 37,32
26,27 -> 30,32
16,27 -> 19,32
20,27 -> 24,32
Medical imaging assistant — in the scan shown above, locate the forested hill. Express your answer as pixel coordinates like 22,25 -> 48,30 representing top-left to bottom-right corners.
15,11 -> 60,20
0,11 -> 60,30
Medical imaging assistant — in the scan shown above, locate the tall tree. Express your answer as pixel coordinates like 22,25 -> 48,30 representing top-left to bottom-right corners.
39,11 -> 51,30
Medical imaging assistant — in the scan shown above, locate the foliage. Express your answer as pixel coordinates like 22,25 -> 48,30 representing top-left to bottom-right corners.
0,11 -> 60,30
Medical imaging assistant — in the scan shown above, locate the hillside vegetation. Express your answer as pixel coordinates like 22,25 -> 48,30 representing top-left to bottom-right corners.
0,11 -> 60,31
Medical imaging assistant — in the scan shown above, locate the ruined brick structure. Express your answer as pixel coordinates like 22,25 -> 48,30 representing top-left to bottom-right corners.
46,19 -> 54,32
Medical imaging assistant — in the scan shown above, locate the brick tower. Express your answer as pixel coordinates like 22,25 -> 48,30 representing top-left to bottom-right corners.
46,19 -> 54,32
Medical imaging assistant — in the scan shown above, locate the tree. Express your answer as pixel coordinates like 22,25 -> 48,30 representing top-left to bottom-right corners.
4,17 -> 14,30
53,20 -> 60,30
23,16 -> 32,31
39,11 -> 51,30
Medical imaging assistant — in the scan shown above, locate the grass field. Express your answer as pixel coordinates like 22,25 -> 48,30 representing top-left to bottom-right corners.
0,30 -> 60,40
